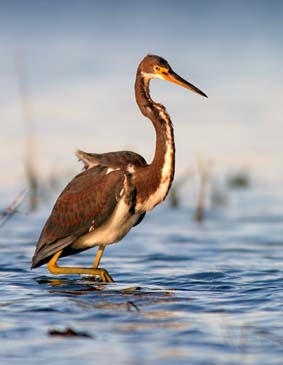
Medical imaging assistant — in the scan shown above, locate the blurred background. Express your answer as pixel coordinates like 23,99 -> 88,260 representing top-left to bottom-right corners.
0,3 -> 283,364
1,0 -> 282,200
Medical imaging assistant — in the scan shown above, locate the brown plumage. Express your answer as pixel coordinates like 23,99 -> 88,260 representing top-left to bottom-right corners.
32,166 -> 125,267
31,55 -> 207,281
76,150 -> 147,170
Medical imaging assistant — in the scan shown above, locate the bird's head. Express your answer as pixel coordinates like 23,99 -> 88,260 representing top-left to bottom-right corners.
139,54 -> 207,98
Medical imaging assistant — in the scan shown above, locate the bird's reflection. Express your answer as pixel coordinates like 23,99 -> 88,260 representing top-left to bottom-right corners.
35,275 -> 107,294
35,275 -> 143,296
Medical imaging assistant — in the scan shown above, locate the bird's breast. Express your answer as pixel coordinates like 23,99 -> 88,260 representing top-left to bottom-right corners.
134,138 -> 175,212
136,175 -> 171,212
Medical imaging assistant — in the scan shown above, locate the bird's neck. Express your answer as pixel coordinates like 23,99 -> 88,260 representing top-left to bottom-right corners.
134,73 -> 175,211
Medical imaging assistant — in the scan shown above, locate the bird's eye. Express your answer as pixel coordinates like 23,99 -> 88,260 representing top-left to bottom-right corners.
154,66 -> 160,71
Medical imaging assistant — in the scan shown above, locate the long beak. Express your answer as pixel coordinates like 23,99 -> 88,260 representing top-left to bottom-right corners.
164,70 -> 207,98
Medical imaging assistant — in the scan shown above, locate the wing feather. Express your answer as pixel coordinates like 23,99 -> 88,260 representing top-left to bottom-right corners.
32,166 -> 124,268
76,150 -> 147,170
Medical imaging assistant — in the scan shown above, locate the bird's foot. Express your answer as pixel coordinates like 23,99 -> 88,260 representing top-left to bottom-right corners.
96,268 -> 114,283
47,259 -> 114,283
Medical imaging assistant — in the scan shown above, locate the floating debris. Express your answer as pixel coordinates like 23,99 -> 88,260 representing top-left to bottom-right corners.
48,327 -> 93,338
126,301 -> 141,312
121,286 -> 141,294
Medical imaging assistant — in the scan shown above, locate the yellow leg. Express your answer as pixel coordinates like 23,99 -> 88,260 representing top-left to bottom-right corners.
47,249 -> 114,283
93,245 -> 105,268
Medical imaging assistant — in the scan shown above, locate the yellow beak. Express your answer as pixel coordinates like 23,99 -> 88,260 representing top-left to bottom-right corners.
161,68 -> 207,98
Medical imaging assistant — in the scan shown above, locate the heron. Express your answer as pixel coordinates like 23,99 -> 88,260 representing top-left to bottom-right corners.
31,55 -> 207,282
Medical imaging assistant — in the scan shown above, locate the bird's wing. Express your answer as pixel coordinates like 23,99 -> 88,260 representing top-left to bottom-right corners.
31,166 -> 125,268
76,150 -> 147,170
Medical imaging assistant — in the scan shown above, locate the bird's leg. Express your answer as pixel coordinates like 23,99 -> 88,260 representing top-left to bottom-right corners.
47,249 -> 114,283
93,245 -> 104,268
92,245 -> 114,282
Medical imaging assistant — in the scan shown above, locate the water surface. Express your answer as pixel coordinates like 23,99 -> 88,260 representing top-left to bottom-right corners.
0,189 -> 282,364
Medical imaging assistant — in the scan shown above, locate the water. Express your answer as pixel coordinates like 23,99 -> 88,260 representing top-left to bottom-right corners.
0,188 -> 282,365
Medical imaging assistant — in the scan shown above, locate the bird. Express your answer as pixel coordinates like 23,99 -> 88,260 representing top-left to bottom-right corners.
31,54 -> 207,282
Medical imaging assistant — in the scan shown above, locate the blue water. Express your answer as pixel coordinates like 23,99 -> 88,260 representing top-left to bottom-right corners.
0,188 -> 282,365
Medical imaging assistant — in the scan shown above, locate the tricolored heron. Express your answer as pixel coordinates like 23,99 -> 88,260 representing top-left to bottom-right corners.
31,55 -> 207,282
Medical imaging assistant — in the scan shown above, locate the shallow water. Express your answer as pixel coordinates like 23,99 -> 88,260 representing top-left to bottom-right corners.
0,188 -> 282,365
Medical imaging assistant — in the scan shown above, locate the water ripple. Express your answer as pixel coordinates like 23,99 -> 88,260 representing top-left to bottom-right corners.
0,191 -> 282,365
